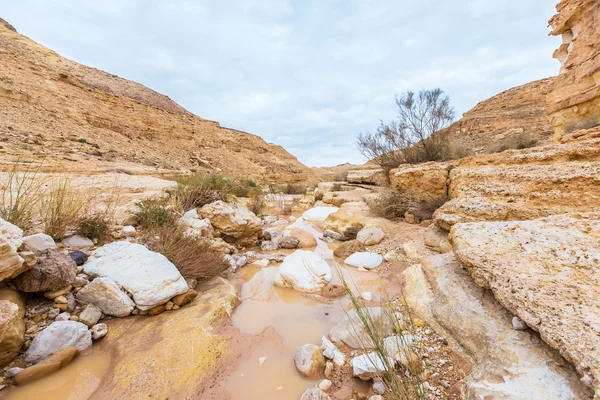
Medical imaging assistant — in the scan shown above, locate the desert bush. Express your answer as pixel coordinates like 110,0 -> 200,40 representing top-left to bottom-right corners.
40,178 -> 87,239
367,189 -> 444,221
143,224 -> 228,280
333,170 -> 349,182
137,203 -> 174,229
488,132 -> 539,154
250,193 -> 264,216
0,160 -> 44,227
78,216 -> 110,241
337,269 -> 425,399
358,89 -> 455,169
442,143 -> 474,160
283,183 -> 307,195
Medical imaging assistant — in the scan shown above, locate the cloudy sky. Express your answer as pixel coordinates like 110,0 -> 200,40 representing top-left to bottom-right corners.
3,0 -> 560,166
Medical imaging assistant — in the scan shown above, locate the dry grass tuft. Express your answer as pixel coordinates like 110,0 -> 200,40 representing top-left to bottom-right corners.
143,223 -> 228,280
39,178 -> 87,239
367,189 -> 444,221
0,160 -> 44,227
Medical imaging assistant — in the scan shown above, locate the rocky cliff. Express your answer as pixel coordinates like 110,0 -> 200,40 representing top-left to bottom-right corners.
0,21 -> 314,183
548,0 -> 600,138
438,78 -> 555,154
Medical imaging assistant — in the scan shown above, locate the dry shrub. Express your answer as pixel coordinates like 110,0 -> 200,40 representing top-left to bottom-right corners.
78,216 -> 110,241
336,268 -> 425,399
144,224 -> 228,280
368,189 -> 444,221
488,132 -> 539,154
0,160 -> 44,227
137,203 -> 174,229
283,183 -> 307,195
250,193 -> 264,216
40,178 -> 87,239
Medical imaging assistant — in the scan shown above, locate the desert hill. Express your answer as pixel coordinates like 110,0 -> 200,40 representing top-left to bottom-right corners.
0,19 -> 315,183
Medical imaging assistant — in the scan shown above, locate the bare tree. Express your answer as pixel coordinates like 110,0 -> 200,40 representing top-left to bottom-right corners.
358,89 -> 455,169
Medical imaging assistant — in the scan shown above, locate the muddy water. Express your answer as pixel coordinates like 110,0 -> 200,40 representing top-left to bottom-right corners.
224,217 -> 382,399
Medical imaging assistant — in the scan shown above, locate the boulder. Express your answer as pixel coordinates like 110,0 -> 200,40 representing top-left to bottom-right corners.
301,388 -> 331,400
273,250 -> 332,293
330,307 -> 395,349
76,277 -> 135,317
284,227 -> 317,248
0,288 -> 25,367
347,169 -> 389,186
15,347 -> 79,385
322,188 -> 373,207
0,237 -> 25,282
62,235 -> 94,250
181,210 -> 214,238
344,252 -> 383,270
323,202 -> 367,241
294,343 -> 326,377
302,206 -> 339,221
199,201 -> 261,245
91,323 -> 108,340
333,240 -> 366,259
83,242 -> 188,310
278,235 -> 300,249
78,304 -> 102,327
401,254 -> 592,399
389,162 -> 452,204
423,224 -> 452,253
451,212 -> 600,395
12,248 -> 76,292
0,217 -> 23,251
25,321 -> 92,363
22,233 -> 56,253
356,227 -> 384,246
351,352 -> 391,381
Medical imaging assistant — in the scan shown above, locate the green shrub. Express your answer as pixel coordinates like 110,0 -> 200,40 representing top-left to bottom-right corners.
137,204 -> 174,228
78,216 -> 110,241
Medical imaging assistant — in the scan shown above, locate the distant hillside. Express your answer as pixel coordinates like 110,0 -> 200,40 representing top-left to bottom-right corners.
0,20 -> 315,183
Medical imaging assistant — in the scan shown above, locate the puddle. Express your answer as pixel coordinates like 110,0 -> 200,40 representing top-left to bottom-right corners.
4,347 -> 111,400
225,216 -> 384,399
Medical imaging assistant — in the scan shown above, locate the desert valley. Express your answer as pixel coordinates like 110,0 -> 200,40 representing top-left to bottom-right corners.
0,1 -> 599,399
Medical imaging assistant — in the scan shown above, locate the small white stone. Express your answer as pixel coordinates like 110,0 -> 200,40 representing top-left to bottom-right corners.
319,379 -> 333,391
361,292 -> 373,301
512,316 -> 528,330
5,367 -> 23,378
55,312 -> 70,321
91,323 -> 108,340
122,225 -> 137,237
258,356 -> 267,366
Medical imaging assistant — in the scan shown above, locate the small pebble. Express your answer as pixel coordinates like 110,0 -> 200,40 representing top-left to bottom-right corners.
319,379 -> 333,391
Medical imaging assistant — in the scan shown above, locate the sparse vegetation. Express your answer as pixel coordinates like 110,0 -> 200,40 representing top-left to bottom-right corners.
283,183 -> 308,195
0,160 -> 44,227
488,132 -> 539,154
367,189 -> 444,221
337,268 -> 425,400
358,89 -> 455,169
78,216 -> 110,241
137,203 -> 174,229
250,193 -> 264,216
39,178 -> 87,239
143,223 -> 228,280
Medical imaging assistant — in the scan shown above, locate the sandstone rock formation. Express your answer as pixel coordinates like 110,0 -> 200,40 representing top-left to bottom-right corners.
0,21 -> 314,183
435,78 -> 555,154
323,202 -> 368,240
389,162 -> 452,204
450,213 -> 600,395
346,169 -> 389,186
0,288 -> 25,367
433,132 -> 600,230
548,0 -> 600,139
401,254 -> 591,399
199,201 -> 262,245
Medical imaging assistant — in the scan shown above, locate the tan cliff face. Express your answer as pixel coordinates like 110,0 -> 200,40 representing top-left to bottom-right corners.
0,21 -> 315,183
548,0 -> 600,138
437,78 -> 555,154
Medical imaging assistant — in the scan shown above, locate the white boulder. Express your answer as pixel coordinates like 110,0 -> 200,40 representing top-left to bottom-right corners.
357,227 -> 385,246
25,321 -> 92,363
351,352 -> 392,381
302,207 -> 339,221
344,252 -> 383,270
0,218 -> 23,251
83,242 -> 188,310
181,209 -> 214,238
76,277 -> 136,317
62,235 -> 94,250
22,233 -> 56,253
294,344 -> 326,377
274,250 -> 332,293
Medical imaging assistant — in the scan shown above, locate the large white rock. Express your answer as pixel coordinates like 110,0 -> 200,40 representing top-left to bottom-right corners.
22,233 -> 56,253
76,277 -> 135,317
294,343 -> 326,377
330,307 -> 395,349
0,218 -> 23,251
344,252 -> 383,270
83,242 -> 188,310
302,207 -> 339,221
273,250 -> 332,293
25,321 -> 92,363
181,209 -> 214,238
351,352 -> 392,380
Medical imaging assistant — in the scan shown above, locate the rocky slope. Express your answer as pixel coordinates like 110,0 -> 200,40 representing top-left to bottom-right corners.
548,0 -> 600,138
437,77 -> 555,154
0,20 -> 314,183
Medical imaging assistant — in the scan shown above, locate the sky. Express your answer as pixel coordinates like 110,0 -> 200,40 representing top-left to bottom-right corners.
2,0 -> 560,167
